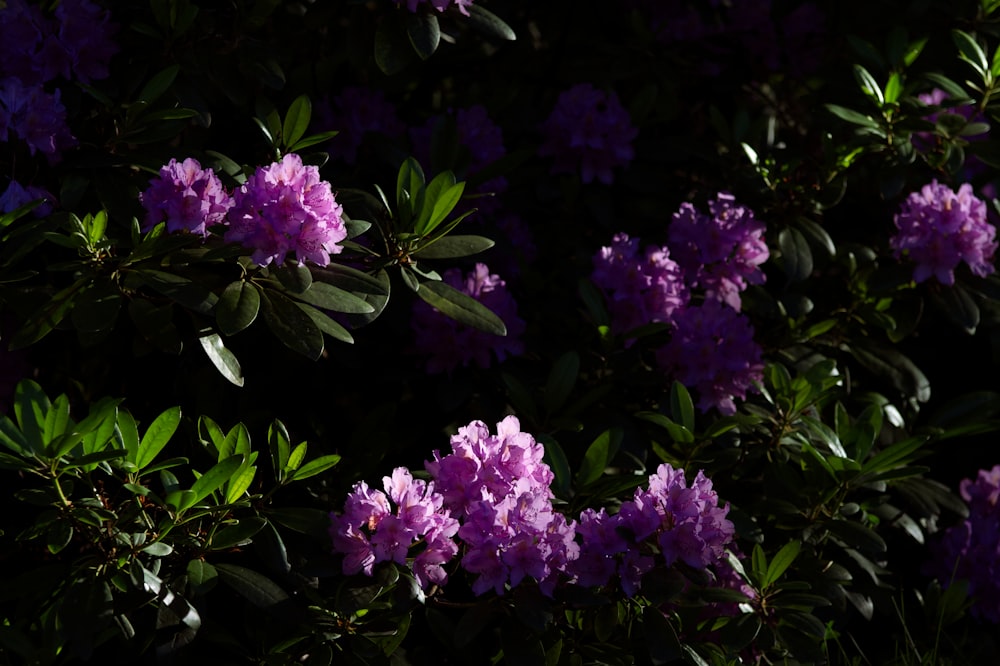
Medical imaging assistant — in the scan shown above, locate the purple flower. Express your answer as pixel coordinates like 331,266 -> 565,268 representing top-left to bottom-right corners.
427,416 -> 578,595
913,88 -> 988,153
329,468 -> 460,589
411,263 -> 526,374
539,83 -> 637,185
668,193 -> 768,311
224,154 -> 347,267
320,87 -> 404,165
1,179 -> 55,218
655,299 -> 764,415
140,158 -> 233,237
891,180 -> 997,285
0,77 -> 76,163
927,465 -> 1000,623
0,0 -> 53,86
54,0 -> 119,84
592,233 -> 689,337
568,463 -> 735,596
395,0 -> 474,16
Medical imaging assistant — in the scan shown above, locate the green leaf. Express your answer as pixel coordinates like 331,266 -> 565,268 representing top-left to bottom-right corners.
225,463 -> 257,503
300,304 -> 354,344
273,262 -> 313,294
763,541 -> 801,588
779,227 -> 814,281
137,64 -> 179,106
396,157 -> 426,224
189,455 -> 245,506
216,563 -> 289,608
635,411 -> 694,444
405,11 -> 440,60
413,234 -> 495,260
952,29 -> 989,76
853,64 -> 884,104
63,449 -> 126,469
281,95 -> 312,150
416,279 -> 507,335
466,4 -> 516,41
826,519 -> 887,553
216,280 -> 261,336
211,517 -> 267,550
286,454 -> 341,482
198,332 -> 245,387
220,423 -> 251,461
670,381 -> 696,432
312,263 -> 389,295
268,420 -> 291,483
46,522 -> 73,554
286,442 -> 307,472
136,406 -> 181,470
287,130 -> 339,153
544,352 -> 580,414
825,104 -> 881,129
261,289 -> 324,360
929,283 -> 980,334
0,416 -> 29,456
142,541 -> 173,557
293,281 -> 374,313
117,410 -> 140,464
537,434 -> 571,498
134,269 -> 218,314
576,427 -> 622,487
374,12 -> 418,75
186,560 -> 218,596
423,182 -> 466,236
264,507 -> 331,534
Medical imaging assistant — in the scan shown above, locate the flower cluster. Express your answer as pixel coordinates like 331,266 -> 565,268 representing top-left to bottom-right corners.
591,233 -> 689,335
1,179 -> 54,218
539,83 -> 637,185
411,263 -> 526,374
0,0 -> 117,163
591,194 -> 767,414
890,180 -> 997,285
668,193 -> 769,311
331,418 -> 739,600
926,465 -> 1000,623
328,468 -> 460,590
426,416 -> 579,596
656,300 -> 765,416
913,88 -> 988,153
320,87 -> 405,165
224,153 -> 347,266
140,158 -> 233,237
571,463 -> 735,596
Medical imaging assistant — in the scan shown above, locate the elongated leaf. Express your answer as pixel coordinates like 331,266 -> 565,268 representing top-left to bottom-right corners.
635,411 -> 695,444
826,519 -> 887,553
405,11 -> 440,60
670,381 -> 695,432
287,454 -> 341,482
779,227 -> 813,281
413,234 -> 495,259
0,415 -> 29,455
189,455 -> 244,505
294,281 -> 374,313
216,563 -> 289,609
763,541 -> 801,588
261,289 -> 324,360
825,104 -> 880,129
953,29 -> 989,76
211,517 -> 266,550
281,95 -> 311,149
416,279 -> 506,335
544,352 -> 579,414
136,406 -> 182,470
269,420 -> 291,483
286,442 -> 307,472
134,269 -> 218,313
137,64 -> 179,105
216,281 -> 260,336
466,4 -> 516,40
537,434 -> 571,498
312,263 -> 388,295
929,283 -> 980,335
225,463 -> 257,503
220,423 -> 251,461
853,64 -> 884,104
576,428 -> 622,487
274,262 -> 313,293
117,410 -> 140,464
299,304 -> 354,344
423,182 -> 466,236
198,332 -> 245,387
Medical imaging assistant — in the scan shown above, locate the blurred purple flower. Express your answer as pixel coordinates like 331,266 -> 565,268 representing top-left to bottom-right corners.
539,83 -> 637,185
591,232 -> 689,337
411,263 -> 526,374
913,88 -> 988,152
668,193 -> 768,311
926,465 -> 1000,623
1,179 -> 55,217
225,153 -> 347,267
0,77 -> 76,163
140,158 -> 233,237
330,468 -> 460,589
54,0 -> 119,84
319,87 -> 405,165
891,180 -> 997,285
655,299 -> 764,415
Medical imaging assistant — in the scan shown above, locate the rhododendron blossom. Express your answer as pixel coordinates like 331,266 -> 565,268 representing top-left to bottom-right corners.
140,158 -> 233,236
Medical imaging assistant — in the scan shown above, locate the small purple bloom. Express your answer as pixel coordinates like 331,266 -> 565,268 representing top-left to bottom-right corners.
0,77 -> 76,163
891,180 -> 997,285
539,83 -> 637,185
0,179 -> 55,218
592,232 -> 689,337
411,263 -> 526,374
140,158 -> 234,237
926,465 -> 1000,623
225,154 -> 347,267
668,193 -> 768,311
54,0 -> 119,84
396,0 -> 474,16
655,299 -> 764,415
